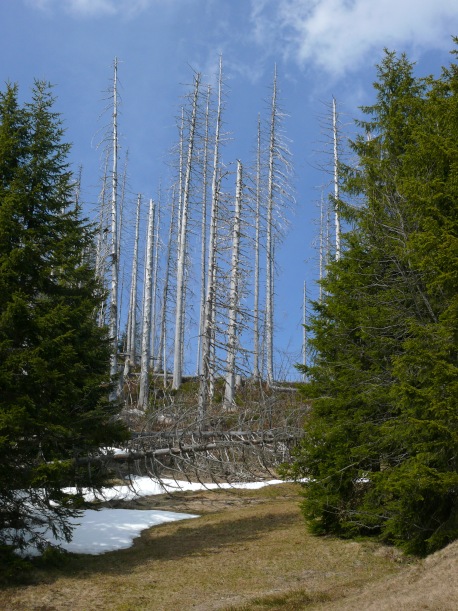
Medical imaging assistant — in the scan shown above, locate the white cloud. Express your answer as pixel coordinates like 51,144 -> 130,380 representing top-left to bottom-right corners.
250,0 -> 458,77
25,0 -> 152,17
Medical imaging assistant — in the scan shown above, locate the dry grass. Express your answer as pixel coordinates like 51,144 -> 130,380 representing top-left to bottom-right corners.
313,538 -> 458,611
0,483 -> 456,610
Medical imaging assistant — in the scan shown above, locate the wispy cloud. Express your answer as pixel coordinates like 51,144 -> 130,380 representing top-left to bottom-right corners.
25,0 -> 152,17
250,0 -> 458,77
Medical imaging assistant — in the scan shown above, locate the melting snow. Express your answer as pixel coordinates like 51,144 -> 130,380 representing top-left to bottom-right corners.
38,478 -> 283,555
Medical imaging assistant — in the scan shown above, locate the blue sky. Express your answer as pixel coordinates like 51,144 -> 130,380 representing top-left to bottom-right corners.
1,0 -> 458,379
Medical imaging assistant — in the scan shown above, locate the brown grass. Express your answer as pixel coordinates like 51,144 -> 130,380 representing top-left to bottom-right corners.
0,483 -> 456,611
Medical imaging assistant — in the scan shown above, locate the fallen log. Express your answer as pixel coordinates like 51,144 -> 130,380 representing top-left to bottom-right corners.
76,431 -> 301,466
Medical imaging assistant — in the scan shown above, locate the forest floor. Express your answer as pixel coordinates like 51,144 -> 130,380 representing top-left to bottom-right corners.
1,483 -> 457,610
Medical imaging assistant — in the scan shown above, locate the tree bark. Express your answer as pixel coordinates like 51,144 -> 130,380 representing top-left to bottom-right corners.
333,96 -> 341,261
224,160 -> 243,408
124,193 -> 142,380
109,57 -> 119,394
199,56 -> 223,420
138,198 -> 156,410
265,65 -> 277,386
173,74 -> 201,390
253,114 -> 262,381
197,85 -> 211,375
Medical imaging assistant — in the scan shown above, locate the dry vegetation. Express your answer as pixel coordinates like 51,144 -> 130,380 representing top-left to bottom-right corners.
1,482 -> 456,610
111,378 -> 308,484
2,382 -> 456,610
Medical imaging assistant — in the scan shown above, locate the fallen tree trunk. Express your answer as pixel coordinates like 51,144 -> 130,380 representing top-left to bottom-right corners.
77,431 -> 300,466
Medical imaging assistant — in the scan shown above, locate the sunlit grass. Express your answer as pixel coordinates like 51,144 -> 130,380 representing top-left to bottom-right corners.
0,484 -> 413,611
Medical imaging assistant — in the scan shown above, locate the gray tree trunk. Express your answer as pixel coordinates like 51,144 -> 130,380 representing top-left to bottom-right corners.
197,85 -> 211,375
155,186 -> 177,375
253,114 -> 262,381
319,192 -> 325,303
123,193 -> 142,380
109,57 -> 119,395
333,96 -> 341,261
224,160 -> 243,408
302,280 -> 307,381
138,198 -> 156,410
95,149 -> 110,327
199,56 -> 223,420
265,65 -> 277,386
173,74 -> 201,390
150,194 -> 160,370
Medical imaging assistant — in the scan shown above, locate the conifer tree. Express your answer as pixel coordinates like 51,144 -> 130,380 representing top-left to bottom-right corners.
0,82 -> 127,556
287,49 -> 458,556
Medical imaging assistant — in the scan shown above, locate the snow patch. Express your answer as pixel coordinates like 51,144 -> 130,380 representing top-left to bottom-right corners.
46,508 -> 199,555
24,478 -> 283,556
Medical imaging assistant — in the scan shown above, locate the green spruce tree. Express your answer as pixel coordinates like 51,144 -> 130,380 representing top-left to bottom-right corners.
0,81 -> 127,556
286,49 -> 458,555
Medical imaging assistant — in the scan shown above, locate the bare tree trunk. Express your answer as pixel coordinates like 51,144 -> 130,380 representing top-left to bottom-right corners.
253,114 -> 262,381
116,153 -> 129,338
176,108 -> 185,379
73,164 -> 83,212
265,65 -> 277,386
117,150 -> 129,266
199,56 -> 223,420
124,193 -> 142,380
333,96 -> 341,261
116,151 -> 130,397
155,187 -> 177,375
150,193 -> 161,371
96,149 -> 110,327
197,85 -> 211,375
109,57 -> 119,396
224,161 -> 243,408
138,198 -> 156,410
209,199 -> 218,400
163,327 -> 167,387
326,200 -> 331,278
302,280 -> 307,382
319,192 -> 325,303
173,73 -> 201,390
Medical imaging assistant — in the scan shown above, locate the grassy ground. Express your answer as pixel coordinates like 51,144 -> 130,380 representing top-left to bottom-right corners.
0,483 -> 456,610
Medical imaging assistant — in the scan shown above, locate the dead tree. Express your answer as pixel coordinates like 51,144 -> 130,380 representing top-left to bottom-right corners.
316,97 -> 345,265
95,149 -> 110,327
109,57 -> 120,390
150,189 -> 161,370
224,160 -> 244,408
264,65 -> 292,385
154,186 -> 178,378
253,115 -> 263,381
333,96 -> 341,261
197,85 -> 211,375
173,73 -> 201,390
302,280 -> 307,381
199,57 -> 224,420
123,193 -> 142,379
138,198 -> 156,410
